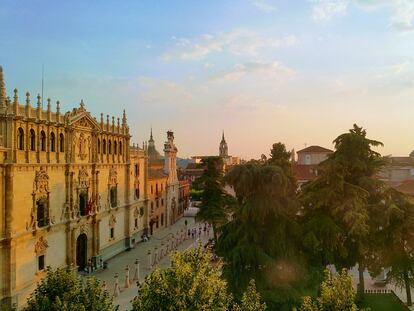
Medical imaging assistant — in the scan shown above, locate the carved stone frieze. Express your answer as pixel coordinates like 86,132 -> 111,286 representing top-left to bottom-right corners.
35,236 -> 49,254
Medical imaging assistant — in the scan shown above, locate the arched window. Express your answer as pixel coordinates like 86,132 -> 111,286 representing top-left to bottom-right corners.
50,132 -> 55,152
79,192 -> 88,216
103,139 -> 106,154
30,129 -> 36,151
59,133 -> 64,152
17,127 -> 24,150
97,139 -> 101,154
114,141 -> 117,155
36,199 -> 48,227
110,186 -> 117,208
108,140 -> 112,154
40,131 -> 46,151
119,141 -> 122,155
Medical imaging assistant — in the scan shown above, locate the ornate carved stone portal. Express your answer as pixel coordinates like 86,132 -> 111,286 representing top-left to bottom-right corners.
109,168 -> 117,186
34,236 -> 48,254
27,168 -> 50,230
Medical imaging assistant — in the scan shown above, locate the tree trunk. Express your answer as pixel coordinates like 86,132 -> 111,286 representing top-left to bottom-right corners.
212,222 -> 217,243
358,263 -> 365,297
404,269 -> 412,306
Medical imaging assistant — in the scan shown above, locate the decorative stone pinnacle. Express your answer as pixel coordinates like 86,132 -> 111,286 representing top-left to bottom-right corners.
47,98 -> 51,110
26,92 -> 31,105
13,89 -> 18,102
122,109 -> 127,124
56,100 -> 60,112
0,65 -> 6,108
37,94 -> 41,107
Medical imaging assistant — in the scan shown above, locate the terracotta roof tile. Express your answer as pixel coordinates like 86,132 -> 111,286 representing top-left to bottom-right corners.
292,164 -> 319,182
297,145 -> 333,153
392,180 -> 414,196
148,169 -> 168,180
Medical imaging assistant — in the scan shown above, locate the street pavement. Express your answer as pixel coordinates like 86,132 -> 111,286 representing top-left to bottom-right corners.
82,209 -> 211,311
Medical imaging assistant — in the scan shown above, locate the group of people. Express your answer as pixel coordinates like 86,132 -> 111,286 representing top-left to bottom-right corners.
187,222 -> 211,240
83,257 -> 107,274
141,233 -> 150,242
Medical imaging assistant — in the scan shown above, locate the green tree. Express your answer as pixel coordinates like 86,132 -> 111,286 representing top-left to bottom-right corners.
234,280 -> 267,311
132,245 -> 232,311
376,188 -> 414,306
300,124 -> 386,296
196,156 -> 232,242
25,267 -> 116,311
217,160 -> 305,309
300,269 -> 359,311
268,142 -> 292,173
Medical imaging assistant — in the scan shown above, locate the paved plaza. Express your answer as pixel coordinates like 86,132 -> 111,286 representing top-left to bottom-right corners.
82,209 -> 211,310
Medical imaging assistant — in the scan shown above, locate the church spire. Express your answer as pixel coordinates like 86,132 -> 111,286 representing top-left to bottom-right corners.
149,127 -> 154,142
219,130 -> 228,157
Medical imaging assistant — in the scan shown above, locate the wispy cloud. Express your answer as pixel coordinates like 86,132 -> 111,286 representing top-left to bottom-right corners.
355,0 -> 414,32
250,0 -> 276,13
386,0 -> 414,32
164,30 -> 297,60
211,61 -> 295,83
310,0 -> 348,21
311,0 -> 414,32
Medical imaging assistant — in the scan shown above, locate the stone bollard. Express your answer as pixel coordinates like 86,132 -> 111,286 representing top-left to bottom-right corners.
103,281 -> 107,292
124,265 -> 131,289
147,250 -> 152,270
153,247 -> 158,265
133,259 -> 140,281
113,273 -> 120,298
160,242 -> 165,258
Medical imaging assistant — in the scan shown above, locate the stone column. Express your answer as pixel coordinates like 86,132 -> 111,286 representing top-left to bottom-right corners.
124,265 -> 131,289
133,259 -> 140,281
113,273 -> 120,298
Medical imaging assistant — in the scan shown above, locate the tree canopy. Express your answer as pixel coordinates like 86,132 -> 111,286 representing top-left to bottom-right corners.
300,124 -> 387,295
24,267 -> 116,311
132,245 -> 266,311
196,156 -> 233,241
217,149 -> 312,309
300,269 -> 360,311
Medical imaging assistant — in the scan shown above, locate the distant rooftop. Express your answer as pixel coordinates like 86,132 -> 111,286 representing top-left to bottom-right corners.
297,145 -> 333,153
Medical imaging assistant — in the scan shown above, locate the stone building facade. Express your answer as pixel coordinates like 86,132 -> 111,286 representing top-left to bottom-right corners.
0,66 -> 180,308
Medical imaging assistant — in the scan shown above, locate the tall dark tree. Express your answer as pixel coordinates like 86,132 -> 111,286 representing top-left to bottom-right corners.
268,142 -> 292,173
300,124 -> 386,297
217,157 -> 306,309
196,156 -> 232,242
377,188 -> 414,306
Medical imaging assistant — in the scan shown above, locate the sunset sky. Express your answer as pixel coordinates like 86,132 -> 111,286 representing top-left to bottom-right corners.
1,0 -> 414,159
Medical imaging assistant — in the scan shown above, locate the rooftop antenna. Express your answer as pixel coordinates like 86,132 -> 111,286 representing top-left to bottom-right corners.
41,64 -> 44,108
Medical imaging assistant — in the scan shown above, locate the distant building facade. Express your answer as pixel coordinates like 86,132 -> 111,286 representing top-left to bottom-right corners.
0,67 -> 182,308
292,145 -> 333,186
378,152 -> 414,198
181,132 -> 241,183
